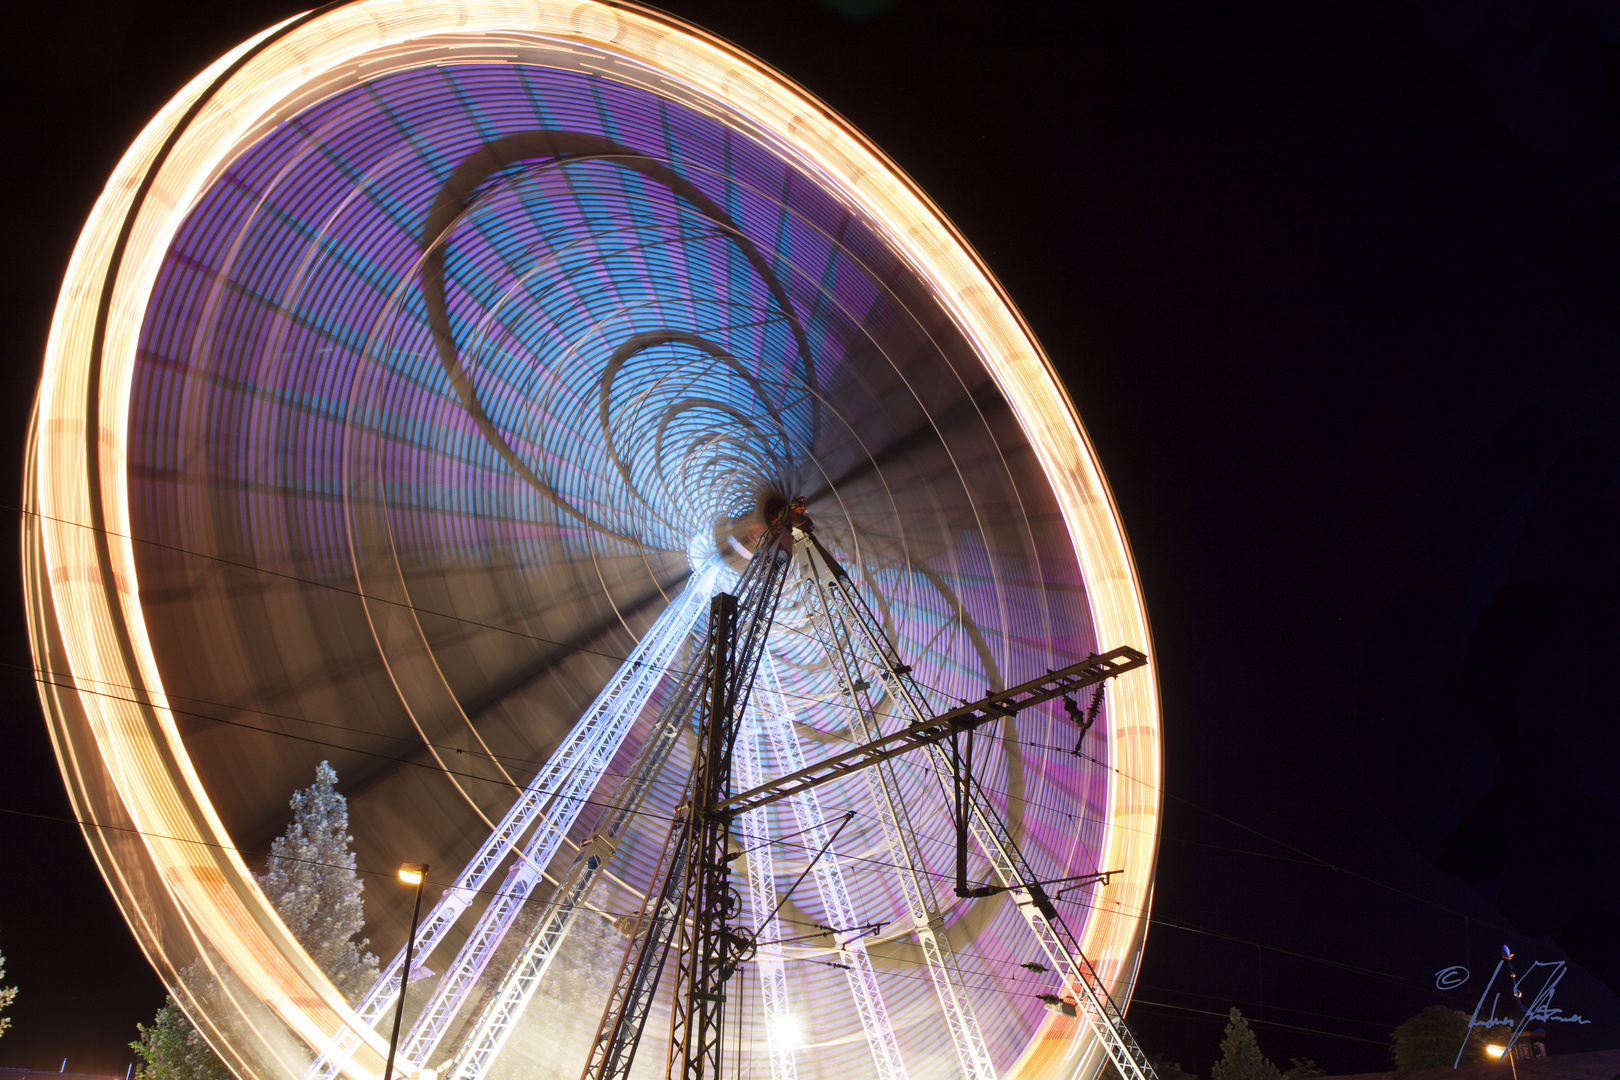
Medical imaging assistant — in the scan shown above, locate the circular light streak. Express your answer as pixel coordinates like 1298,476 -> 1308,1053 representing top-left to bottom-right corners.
23,5 -> 1161,1080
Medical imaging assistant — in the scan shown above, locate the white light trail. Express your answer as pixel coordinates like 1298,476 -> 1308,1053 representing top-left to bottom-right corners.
27,4 -> 1160,1079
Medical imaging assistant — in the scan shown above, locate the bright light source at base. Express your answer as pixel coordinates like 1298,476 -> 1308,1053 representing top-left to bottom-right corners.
399,863 -> 427,885
769,1015 -> 806,1050
1485,1045 -> 1506,1059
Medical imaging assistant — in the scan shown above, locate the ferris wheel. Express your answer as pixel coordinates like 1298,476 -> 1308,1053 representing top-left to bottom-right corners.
22,5 -> 1162,1080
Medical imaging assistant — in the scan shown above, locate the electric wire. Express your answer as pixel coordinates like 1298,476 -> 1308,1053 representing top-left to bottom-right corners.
15,656 -> 1509,999
14,503 -> 1531,1048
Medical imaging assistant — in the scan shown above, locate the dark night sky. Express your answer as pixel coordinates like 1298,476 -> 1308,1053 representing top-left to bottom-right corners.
4,0 -> 1620,1077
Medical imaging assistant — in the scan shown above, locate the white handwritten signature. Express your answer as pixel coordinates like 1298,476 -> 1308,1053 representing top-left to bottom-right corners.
1443,956 -> 1590,1068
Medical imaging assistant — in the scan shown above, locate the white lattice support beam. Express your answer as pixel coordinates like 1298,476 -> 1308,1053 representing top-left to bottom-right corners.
754,656 -> 908,1080
306,561 -> 722,1080
800,568 -> 999,1080
732,706 -> 797,1080
441,622 -> 713,1080
820,564 -> 1158,1080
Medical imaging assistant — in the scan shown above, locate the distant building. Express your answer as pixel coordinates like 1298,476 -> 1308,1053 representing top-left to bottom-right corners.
0,1067 -> 127,1080
1314,1048 -> 1620,1080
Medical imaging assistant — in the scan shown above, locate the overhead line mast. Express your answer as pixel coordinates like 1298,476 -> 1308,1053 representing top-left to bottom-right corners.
716,641 -> 1148,817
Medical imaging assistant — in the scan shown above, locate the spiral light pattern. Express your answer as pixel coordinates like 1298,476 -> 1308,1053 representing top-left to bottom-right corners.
23,6 -> 1161,1080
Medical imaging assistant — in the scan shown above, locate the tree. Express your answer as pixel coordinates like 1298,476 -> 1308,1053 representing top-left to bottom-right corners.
1099,1049 -> 1199,1080
134,763 -> 380,1080
1100,1051 -> 1198,1080
131,998 -> 232,1080
1283,1059 -> 1326,1079
255,761 -> 380,1002
1390,1005 -> 1511,1069
1213,1007 -> 1283,1080
0,948 -> 17,1038
1150,1052 -> 1200,1080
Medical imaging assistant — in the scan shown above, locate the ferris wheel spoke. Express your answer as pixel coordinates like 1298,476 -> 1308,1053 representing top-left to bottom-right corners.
444,619 -> 713,1080
394,560 -> 725,1069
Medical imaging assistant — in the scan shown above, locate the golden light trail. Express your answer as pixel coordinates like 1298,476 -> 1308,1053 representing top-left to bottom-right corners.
23,4 -> 1162,1080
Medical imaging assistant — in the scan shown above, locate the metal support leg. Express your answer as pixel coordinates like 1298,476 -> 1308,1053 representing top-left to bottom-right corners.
577,523 -> 794,1080
809,542 -> 1158,1080
667,592 -> 743,1080
753,655 -> 908,1080
732,707 -> 796,1080
307,561 -> 721,1080
579,808 -> 694,1080
799,549 -> 999,1080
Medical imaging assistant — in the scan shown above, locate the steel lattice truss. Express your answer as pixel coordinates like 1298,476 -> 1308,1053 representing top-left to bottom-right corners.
288,507 -> 1158,1080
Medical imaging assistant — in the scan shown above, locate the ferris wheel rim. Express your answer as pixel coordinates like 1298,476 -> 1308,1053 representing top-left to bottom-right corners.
23,4 -> 1162,1080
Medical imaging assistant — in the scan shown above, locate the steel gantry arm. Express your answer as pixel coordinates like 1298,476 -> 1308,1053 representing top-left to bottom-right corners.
718,637 -> 1147,818
308,561 -> 723,1080
719,528 -> 1160,1080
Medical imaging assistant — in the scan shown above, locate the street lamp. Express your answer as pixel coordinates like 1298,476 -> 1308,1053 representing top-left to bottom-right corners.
384,863 -> 429,1080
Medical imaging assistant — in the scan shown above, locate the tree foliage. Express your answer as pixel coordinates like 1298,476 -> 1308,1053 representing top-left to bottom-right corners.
1390,1005 -> 1511,1069
255,761 -> 380,1002
1283,1058 -> 1326,1079
131,998 -> 233,1080
134,763 -> 379,1080
0,947 -> 17,1038
1150,1053 -> 1200,1080
1213,1008 -> 1282,1080
1100,1051 -> 1199,1080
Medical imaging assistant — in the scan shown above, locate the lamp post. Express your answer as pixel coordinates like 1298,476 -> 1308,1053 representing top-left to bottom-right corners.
385,863 -> 429,1080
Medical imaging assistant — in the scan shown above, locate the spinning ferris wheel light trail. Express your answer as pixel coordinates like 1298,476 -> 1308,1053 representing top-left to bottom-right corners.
25,3 -> 1164,1080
